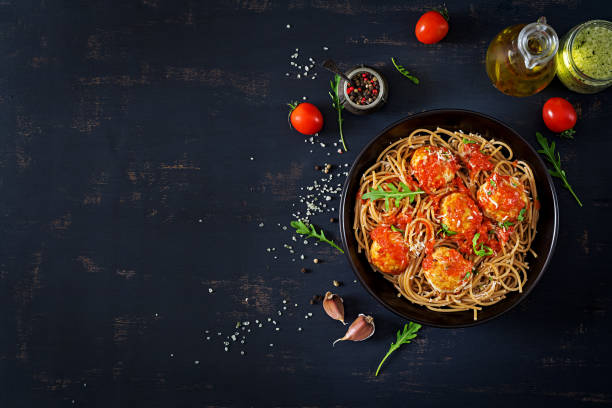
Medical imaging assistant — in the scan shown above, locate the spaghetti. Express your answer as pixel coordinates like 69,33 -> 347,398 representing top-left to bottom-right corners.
353,127 -> 539,320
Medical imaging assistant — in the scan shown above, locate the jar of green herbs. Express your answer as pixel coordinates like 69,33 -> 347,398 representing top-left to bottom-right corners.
556,20 -> 612,94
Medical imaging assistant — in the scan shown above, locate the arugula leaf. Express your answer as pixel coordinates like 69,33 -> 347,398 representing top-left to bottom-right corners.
329,75 -> 347,152
290,220 -> 344,254
462,138 -> 477,144
536,132 -> 582,207
361,183 -> 424,211
375,322 -> 421,376
390,225 -> 405,234
517,207 -> 526,222
437,222 -> 457,237
390,57 -> 419,85
472,233 -> 493,257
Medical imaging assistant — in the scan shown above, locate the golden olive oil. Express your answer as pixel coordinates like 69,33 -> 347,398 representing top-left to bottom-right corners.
486,18 -> 558,97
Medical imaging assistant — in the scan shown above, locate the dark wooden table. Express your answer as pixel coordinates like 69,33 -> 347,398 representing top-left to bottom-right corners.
1,1 -> 611,407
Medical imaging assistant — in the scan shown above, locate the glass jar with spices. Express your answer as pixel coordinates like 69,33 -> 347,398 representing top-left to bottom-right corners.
555,20 -> 612,94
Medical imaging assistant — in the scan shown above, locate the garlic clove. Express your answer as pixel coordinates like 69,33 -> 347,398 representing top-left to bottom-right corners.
323,291 -> 345,325
332,314 -> 375,346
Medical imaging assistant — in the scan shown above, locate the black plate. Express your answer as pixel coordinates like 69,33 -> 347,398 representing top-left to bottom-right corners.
339,109 -> 559,328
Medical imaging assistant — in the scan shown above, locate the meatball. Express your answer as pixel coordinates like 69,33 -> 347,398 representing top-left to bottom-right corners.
410,146 -> 458,192
477,173 -> 528,223
369,226 -> 409,275
422,247 -> 473,293
439,192 -> 483,235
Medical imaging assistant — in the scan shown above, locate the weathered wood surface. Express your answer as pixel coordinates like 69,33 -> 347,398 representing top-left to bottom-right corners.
0,1 -> 611,407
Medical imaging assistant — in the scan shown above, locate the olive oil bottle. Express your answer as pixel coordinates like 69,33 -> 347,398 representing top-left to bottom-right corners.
486,17 -> 559,97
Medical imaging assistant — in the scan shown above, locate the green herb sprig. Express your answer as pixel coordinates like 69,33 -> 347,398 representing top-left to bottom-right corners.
390,57 -> 419,85
329,75 -> 347,152
290,220 -> 344,254
375,322 -> 422,376
472,233 -> 493,257
517,207 -> 526,222
462,138 -> 477,144
390,225 -> 405,234
498,220 -> 513,229
536,132 -> 582,207
361,182 -> 424,211
437,222 -> 457,237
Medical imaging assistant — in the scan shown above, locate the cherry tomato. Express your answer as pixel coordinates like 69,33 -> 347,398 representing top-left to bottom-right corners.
415,10 -> 449,44
542,97 -> 577,133
288,102 -> 323,135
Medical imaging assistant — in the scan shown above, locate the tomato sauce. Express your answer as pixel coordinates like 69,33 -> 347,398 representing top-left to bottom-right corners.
453,176 -> 470,194
453,219 -> 501,256
430,193 -> 444,212
382,211 -> 413,230
496,224 -> 513,245
460,143 -> 493,179
475,220 -> 501,253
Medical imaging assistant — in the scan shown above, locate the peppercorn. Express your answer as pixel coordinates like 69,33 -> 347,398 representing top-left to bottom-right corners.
314,165 -> 321,171
310,294 -> 323,304
300,267 -> 308,273
330,217 -> 336,223
346,71 -> 380,107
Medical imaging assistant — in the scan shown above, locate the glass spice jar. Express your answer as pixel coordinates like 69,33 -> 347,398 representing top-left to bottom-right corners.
338,65 -> 388,115
555,19 -> 612,94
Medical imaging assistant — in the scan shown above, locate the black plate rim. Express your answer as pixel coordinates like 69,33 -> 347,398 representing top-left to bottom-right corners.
339,108 -> 560,328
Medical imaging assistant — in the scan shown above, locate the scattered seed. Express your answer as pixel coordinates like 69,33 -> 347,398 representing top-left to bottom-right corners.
310,294 -> 323,304
313,258 -> 319,264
